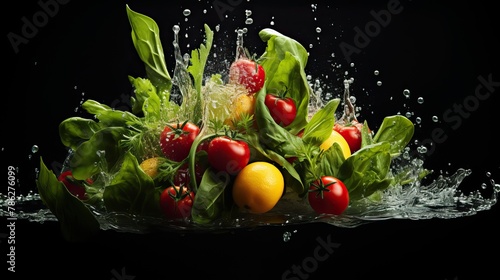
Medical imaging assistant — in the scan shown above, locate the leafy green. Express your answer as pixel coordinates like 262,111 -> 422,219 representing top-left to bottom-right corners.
126,4 -> 171,98
185,24 -> 214,125
337,142 -> 393,201
302,99 -> 340,145
373,115 -> 414,157
36,157 -> 100,242
59,117 -> 101,151
258,29 -> 311,134
191,167 -> 231,224
128,76 -> 163,121
103,152 -> 161,217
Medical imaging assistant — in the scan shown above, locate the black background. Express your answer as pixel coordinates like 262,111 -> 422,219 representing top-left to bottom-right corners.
2,0 -> 499,279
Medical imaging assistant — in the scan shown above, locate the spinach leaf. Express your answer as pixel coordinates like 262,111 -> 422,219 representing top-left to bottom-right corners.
82,100 -> 141,128
373,115 -> 414,157
36,158 -> 100,242
69,127 -> 129,180
337,142 -> 393,201
191,167 -> 231,224
59,117 -> 101,151
103,152 -> 161,217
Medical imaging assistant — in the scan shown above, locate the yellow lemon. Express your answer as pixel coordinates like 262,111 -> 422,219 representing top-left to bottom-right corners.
319,130 -> 351,159
139,157 -> 164,179
232,161 -> 285,214
224,93 -> 256,129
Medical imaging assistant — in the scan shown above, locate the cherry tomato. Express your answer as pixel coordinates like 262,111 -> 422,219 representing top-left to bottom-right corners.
229,58 -> 265,94
333,121 -> 363,153
159,185 -> 195,220
57,170 -> 91,200
207,136 -> 250,175
308,176 -> 349,215
159,121 -> 200,162
265,93 -> 297,127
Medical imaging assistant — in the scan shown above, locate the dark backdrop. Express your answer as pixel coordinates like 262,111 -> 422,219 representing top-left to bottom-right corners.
2,0 -> 499,279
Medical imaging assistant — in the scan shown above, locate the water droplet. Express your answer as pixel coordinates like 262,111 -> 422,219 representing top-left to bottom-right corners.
417,145 -> 427,154
374,70 -> 379,75
417,97 -> 424,104
183,9 -> 191,16
316,27 -> 322,33
432,115 -> 439,122
376,81 -> 382,86
31,145 -> 39,153
403,89 -> 410,98
283,231 -> 292,242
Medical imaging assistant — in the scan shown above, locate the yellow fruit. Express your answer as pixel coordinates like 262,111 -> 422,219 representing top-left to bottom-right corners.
139,157 -> 163,179
224,93 -> 256,129
232,161 -> 285,214
319,130 -> 351,159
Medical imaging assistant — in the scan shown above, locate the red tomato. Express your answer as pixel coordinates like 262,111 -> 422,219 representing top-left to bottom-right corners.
57,170 -> 91,200
159,121 -> 200,162
308,176 -> 349,215
265,93 -> 297,127
207,136 -> 250,175
229,58 -> 265,94
159,185 -> 195,220
333,121 -> 363,153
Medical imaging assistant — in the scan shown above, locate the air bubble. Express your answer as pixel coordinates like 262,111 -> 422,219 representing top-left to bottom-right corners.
403,89 -> 410,98
415,117 -> 422,124
374,70 -> 379,75
283,231 -> 292,242
245,18 -> 253,24
245,10 -> 252,17
432,116 -> 439,122
183,9 -> 191,16
31,145 -> 39,153
376,81 -> 382,86
417,97 -> 424,104
316,27 -> 322,33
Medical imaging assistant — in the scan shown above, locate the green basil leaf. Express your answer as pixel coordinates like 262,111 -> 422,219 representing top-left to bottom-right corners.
126,5 -> 171,98
302,98 -> 340,145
